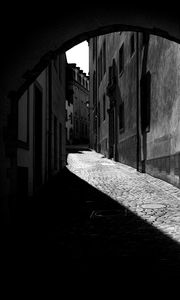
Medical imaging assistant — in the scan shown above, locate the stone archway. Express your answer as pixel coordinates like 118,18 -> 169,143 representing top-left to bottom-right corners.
1,3 -> 180,223
0,4 -> 180,97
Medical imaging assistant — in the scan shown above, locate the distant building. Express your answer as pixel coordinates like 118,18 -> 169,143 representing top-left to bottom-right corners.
89,32 -> 180,188
66,63 -> 89,144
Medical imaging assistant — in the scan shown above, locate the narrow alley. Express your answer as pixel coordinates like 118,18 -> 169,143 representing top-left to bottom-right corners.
3,6 -> 180,297
67,146 -> 180,243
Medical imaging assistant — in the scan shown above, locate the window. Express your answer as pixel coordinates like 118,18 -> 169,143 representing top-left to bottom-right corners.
78,73 -> 81,83
142,32 -> 148,47
18,90 -> 29,148
103,95 -> 106,121
119,102 -> 125,132
119,44 -> 124,75
130,34 -> 135,57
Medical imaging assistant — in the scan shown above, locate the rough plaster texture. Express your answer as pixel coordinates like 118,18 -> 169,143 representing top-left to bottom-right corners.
147,36 -> 180,159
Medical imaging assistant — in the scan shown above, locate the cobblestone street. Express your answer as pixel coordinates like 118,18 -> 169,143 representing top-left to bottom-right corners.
67,147 -> 180,243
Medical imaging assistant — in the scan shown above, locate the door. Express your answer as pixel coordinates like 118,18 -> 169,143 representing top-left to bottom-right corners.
34,83 -> 43,191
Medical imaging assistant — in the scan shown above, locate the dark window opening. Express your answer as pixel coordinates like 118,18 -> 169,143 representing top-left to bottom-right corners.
130,34 -> 135,57
119,44 -> 124,75
142,32 -> 148,47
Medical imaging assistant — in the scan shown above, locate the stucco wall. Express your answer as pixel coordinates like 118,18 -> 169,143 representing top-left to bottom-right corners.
115,32 -> 137,167
98,35 -> 109,156
145,35 -> 180,186
147,35 -> 180,159
89,38 -> 98,150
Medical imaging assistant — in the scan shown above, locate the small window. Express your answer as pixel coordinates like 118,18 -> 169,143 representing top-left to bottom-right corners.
130,34 -> 135,57
119,44 -> 124,75
142,32 -> 148,47
78,73 -> 81,83
119,102 -> 125,132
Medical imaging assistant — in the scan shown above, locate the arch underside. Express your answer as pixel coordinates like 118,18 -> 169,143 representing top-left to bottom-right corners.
0,4 -> 180,98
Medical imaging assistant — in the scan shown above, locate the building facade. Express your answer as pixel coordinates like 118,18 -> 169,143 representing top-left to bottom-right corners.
66,63 -> 89,145
89,32 -> 180,188
16,53 -> 66,212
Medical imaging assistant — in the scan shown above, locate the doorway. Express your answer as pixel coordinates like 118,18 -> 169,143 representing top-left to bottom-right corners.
33,83 -> 43,192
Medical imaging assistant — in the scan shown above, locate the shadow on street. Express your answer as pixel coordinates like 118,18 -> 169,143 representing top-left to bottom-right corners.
3,155 -> 180,293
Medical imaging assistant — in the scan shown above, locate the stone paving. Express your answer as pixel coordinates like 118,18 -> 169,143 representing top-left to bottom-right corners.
67,148 -> 180,243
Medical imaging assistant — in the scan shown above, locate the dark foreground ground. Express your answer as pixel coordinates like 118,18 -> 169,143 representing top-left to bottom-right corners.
2,146 -> 180,296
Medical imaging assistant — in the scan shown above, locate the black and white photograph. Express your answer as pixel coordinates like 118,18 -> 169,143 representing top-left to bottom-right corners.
1,1 -> 180,297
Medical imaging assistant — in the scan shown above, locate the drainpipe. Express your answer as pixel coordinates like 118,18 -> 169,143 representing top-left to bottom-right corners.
136,32 -> 140,172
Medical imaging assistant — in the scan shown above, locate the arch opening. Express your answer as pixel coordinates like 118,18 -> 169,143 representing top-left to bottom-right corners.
1,7 -> 180,225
